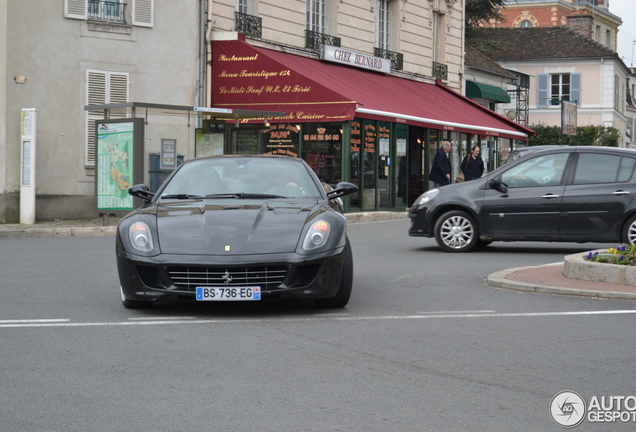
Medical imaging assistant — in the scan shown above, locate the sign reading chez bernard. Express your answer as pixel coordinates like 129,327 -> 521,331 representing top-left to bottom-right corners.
321,45 -> 390,74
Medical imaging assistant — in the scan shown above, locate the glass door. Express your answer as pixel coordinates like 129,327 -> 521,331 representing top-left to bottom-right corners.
378,122 -> 391,210
395,124 -> 409,208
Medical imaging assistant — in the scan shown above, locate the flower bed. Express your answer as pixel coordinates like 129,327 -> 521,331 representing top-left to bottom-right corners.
584,244 -> 636,266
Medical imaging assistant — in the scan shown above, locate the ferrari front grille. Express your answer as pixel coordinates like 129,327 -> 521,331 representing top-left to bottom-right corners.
167,266 -> 287,291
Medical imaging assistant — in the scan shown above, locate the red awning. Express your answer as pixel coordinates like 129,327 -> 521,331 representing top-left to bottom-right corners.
211,39 -> 533,140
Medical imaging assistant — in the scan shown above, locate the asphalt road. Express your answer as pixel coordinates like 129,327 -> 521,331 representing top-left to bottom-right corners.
1,220 -> 634,431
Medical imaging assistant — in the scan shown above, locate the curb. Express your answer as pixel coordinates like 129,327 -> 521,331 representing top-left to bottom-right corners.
487,264 -> 636,300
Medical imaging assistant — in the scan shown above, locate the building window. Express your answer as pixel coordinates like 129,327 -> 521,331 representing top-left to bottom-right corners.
88,0 -> 125,23
615,74 -> 620,110
432,11 -> 446,63
237,0 -> 258,15
306,0 -> 326,33
537,73 -> 581,107
237,0 -> 248,14
64,0 -> 154,27
551,74 -> 571,102
595,25 -> 601,43
519,19 -> 532,28
606,29 -> 611,48
85,70 -> 130,166
376,0 -> 390,50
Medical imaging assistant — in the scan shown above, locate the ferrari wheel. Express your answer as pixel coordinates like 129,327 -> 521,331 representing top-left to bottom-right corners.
316,238 -> 353,308
433,210 -> 478,252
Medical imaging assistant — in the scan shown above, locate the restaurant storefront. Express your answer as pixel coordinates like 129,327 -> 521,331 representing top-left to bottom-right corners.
209,37 -> 533,211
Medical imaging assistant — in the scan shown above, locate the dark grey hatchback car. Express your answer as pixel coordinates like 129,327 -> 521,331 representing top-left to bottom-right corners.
409,146 -> 636,252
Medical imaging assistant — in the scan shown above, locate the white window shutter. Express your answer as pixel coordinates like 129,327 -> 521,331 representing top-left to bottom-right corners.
86,71 -> 107,166
249,0 -> 258,15
132,0 -> 154,27
64,0 -> 87,20
85,71 -> 130,166
537,73 -> 549,108
108,72 -> 130,119
571,73 -> 582,108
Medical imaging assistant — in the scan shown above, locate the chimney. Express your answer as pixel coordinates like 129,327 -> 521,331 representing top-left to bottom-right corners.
567,14 -> 594,40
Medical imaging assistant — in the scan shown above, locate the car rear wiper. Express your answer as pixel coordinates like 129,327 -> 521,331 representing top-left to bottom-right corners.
205,193 -> 285,199
160,194 -> 205,200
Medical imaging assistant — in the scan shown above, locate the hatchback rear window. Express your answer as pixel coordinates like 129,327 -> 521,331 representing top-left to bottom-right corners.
573,154 -> 636,184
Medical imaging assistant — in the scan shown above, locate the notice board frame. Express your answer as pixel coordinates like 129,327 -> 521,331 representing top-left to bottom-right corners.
94,118 -> 145,215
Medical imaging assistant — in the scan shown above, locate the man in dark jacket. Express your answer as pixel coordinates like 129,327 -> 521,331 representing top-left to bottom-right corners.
428,141 -> 452,187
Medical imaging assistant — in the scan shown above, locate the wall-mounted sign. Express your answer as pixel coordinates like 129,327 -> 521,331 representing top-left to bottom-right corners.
562,100 -> 578,136
321,45 -> 391,74
160,138 -> 177,169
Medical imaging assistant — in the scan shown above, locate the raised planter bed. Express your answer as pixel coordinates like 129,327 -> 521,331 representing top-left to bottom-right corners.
564,251 -> 636,286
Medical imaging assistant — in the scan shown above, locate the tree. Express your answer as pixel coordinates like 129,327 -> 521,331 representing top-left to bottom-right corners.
465,0 -> 508,29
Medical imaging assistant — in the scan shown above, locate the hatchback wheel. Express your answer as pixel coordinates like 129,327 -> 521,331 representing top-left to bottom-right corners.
623,215 -> 636,244
434,210 -> 478,252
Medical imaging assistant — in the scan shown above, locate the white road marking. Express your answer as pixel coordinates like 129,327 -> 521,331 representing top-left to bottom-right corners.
0,319 -> 70,324
417,310 -> 496,315
127,316 -> 197,321
0,310 -> 635,329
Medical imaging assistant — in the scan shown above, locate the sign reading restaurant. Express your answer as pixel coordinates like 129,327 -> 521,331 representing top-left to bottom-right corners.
321,45 -> 391,74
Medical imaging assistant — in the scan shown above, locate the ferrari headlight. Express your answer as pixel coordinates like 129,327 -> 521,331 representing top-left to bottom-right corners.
416,188 -> 440,206
302,220 -> 331,250
129,222 -> 154,252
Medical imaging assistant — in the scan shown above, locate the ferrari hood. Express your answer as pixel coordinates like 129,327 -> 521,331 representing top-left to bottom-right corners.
155,200 -> 321,255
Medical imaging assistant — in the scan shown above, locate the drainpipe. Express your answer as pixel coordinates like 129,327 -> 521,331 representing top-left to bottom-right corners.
196,0 -> 207,128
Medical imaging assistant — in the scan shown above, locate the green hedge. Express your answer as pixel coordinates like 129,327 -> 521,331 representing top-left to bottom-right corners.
528,124 -> 619,147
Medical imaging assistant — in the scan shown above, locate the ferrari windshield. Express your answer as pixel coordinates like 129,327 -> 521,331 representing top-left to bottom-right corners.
159,157 -> 323,200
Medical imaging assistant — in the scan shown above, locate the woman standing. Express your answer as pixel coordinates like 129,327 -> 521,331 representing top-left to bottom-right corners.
461,146 -> 485,181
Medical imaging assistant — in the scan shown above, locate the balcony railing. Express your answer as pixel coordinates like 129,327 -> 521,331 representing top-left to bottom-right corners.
374,47 -> 403,71
305,30 -> 341,51
235,12 -> 262,38
88,0 -> 126,24
432,61 -> 448,81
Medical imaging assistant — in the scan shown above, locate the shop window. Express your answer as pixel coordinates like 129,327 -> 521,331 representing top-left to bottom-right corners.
378,122 -> 390,209
395,125 -> 408,208
301,123 -> 342,186
262,124 -> 300,157
230,127 -> 260,154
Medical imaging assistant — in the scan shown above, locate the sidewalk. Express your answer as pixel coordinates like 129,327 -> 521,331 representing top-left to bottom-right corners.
1,213 -> 635,300
0,217 -> 119,239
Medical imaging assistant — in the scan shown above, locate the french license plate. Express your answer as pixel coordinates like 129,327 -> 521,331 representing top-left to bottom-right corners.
195,286 -> 261,301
